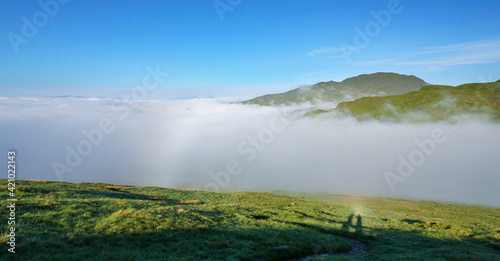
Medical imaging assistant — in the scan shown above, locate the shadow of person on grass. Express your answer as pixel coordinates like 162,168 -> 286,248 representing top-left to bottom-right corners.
341,214 -> 363,235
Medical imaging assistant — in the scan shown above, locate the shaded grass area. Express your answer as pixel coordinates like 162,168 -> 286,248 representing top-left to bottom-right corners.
1,180 -> 499,260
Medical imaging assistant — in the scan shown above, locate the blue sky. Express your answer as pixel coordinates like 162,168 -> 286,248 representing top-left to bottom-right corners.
1,0 -> 499,98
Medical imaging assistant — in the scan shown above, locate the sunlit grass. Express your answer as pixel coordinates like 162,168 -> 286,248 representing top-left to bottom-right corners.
0,180 -> 499,260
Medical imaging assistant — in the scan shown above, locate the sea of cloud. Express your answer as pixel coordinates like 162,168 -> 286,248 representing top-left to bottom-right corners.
0,96 -> 499,206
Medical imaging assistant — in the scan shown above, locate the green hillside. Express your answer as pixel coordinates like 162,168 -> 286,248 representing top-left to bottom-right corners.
242,73 -> 428,106
2,180 -> 499,260
333,81 -> 500,122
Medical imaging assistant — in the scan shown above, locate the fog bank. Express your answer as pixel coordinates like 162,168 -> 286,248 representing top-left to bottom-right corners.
1,97 -> 499,206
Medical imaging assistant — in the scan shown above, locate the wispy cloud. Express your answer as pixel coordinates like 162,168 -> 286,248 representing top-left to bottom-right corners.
395,40 -> 500,70
423,40 -> 500,54
356,39 -> 500,71
308,46 -> 358,56
308,47 -> 342,56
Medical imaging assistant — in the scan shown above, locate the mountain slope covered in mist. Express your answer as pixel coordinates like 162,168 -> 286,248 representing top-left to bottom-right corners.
310,81 -> 500,121
242,72 -> 429,106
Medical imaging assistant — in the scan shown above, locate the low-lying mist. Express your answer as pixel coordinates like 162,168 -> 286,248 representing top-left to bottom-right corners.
1,97 -> 499,206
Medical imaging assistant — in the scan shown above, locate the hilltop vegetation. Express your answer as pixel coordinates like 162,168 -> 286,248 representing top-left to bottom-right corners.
332,81 -> 500,122
1,180 -> 499,260
242,73 -> 428,106
340,73 -> 429,94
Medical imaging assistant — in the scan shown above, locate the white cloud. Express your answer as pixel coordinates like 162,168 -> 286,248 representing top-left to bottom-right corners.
308,47 -> 342,56
1,97 -> 499,206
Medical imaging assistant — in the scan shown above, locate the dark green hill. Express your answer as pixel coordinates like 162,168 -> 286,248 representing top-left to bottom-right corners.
340,72 -> 429,94
332,81 -> 500,122
242,73 -> 428,106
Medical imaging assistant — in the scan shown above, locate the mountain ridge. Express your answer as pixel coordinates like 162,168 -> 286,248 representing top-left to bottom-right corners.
242,72 -> 429,106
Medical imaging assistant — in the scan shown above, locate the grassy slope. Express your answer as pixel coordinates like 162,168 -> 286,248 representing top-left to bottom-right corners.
242,73 -> 428,106
1,180 -> 499,260
242,82 -> 348,106
326,82 -> 500,122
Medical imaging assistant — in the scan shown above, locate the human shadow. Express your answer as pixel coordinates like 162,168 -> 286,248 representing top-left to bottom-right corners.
341,214 -> 364,235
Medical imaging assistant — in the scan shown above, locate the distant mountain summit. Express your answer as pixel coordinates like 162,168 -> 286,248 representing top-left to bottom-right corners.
242,72 -> 429,106
340,72 -> 429,94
